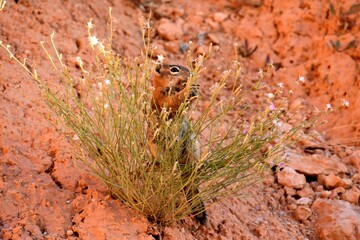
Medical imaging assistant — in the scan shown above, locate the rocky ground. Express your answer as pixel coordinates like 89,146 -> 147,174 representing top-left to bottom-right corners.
0,0 -> 360,239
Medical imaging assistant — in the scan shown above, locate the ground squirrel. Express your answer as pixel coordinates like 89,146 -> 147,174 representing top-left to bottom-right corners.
150,63 -> 206,224
151,64 -> 198,117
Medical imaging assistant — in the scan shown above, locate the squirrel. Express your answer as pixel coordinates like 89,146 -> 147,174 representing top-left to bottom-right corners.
151,64 -> 198,117
150,63 -> 207,224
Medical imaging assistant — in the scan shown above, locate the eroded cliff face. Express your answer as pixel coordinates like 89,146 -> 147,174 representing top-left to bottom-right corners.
0,0 -> 359,239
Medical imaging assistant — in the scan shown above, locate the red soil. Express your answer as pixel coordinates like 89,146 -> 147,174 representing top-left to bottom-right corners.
0,0 -> 359,239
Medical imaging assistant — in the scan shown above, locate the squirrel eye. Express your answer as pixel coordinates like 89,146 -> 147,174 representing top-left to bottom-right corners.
169,66 -> 180,74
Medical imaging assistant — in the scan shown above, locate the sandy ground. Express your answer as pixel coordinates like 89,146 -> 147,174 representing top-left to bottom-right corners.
0,0 -> 359,239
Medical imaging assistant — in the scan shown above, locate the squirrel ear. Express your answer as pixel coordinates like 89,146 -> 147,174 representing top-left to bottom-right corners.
155,64 -> 162,74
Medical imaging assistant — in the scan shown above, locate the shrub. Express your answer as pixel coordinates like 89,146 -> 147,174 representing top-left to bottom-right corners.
1,15 -> 312,234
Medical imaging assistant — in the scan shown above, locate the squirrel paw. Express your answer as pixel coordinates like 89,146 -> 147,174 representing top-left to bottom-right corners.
189,84 -> 199,98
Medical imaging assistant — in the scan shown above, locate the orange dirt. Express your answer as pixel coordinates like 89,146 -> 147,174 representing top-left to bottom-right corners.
0,0 -> 359,239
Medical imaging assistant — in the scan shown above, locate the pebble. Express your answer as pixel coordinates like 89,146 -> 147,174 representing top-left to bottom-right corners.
341,188 -> 360,204
296,197 -> 312,205
294,206 -> 312,222
277,167 -> 306,189
297,187 -> 314,198
213,12 -> 228,22
66,230 -> 74,236
324,173 -> 349,189
156,18 -> 183,41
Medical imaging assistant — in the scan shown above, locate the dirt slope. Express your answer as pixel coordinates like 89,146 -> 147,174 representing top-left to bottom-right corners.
0,0 -> 359,239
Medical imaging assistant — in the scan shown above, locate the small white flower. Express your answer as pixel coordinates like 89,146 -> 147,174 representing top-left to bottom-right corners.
266,93 -> 275,99
222,70 -> 231,76
258,68 -> 263,78
277,82 -> 284,88
341,98 -> 349,108
104,103 -> 109,109
288,89 -> 294,94
157,55 -> 165,63
76,57 -> 83,67
298,75 -> 305,82
105,79 -> 111,85
72,134 -> 80,141
88,36 -> 98,47
87,19 -> 94,30
325,103 -> 333,112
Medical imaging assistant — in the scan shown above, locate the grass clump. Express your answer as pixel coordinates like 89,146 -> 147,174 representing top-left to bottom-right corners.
1,15 -> 312,233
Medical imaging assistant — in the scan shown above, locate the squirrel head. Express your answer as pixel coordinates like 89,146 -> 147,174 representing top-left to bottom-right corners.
153,64 -> 190,91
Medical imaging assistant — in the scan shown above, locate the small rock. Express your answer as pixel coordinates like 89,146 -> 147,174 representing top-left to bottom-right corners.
343,150 -> 360,172
66,230 -> 74,236
254,223 -> 267,237
296,197 -> 312,205
213,12 -> 228,22
338,151 -> 347,159
312,199 -> 360,239
179,43 -> 189,53
288,203 -> 297,211
289,154 -> 348,176
164,42 -> 179,54
342,178 -> 353,187
1,145 -> 9,154
317,174 -> 326,186
297,187 -> 314,198
341,188 -> 360,204
329,187 -> 346,200
352,173 -> 360,184
319,190 -> 332,198
156,18 -> 183,41
313,184 -> 324,192
286,195 -> 295,205
324,173 -> 348,189
277,167 -> 306,189
294,206 -> 312,222
284,186 -> 297,196
207,33 -> 220,45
